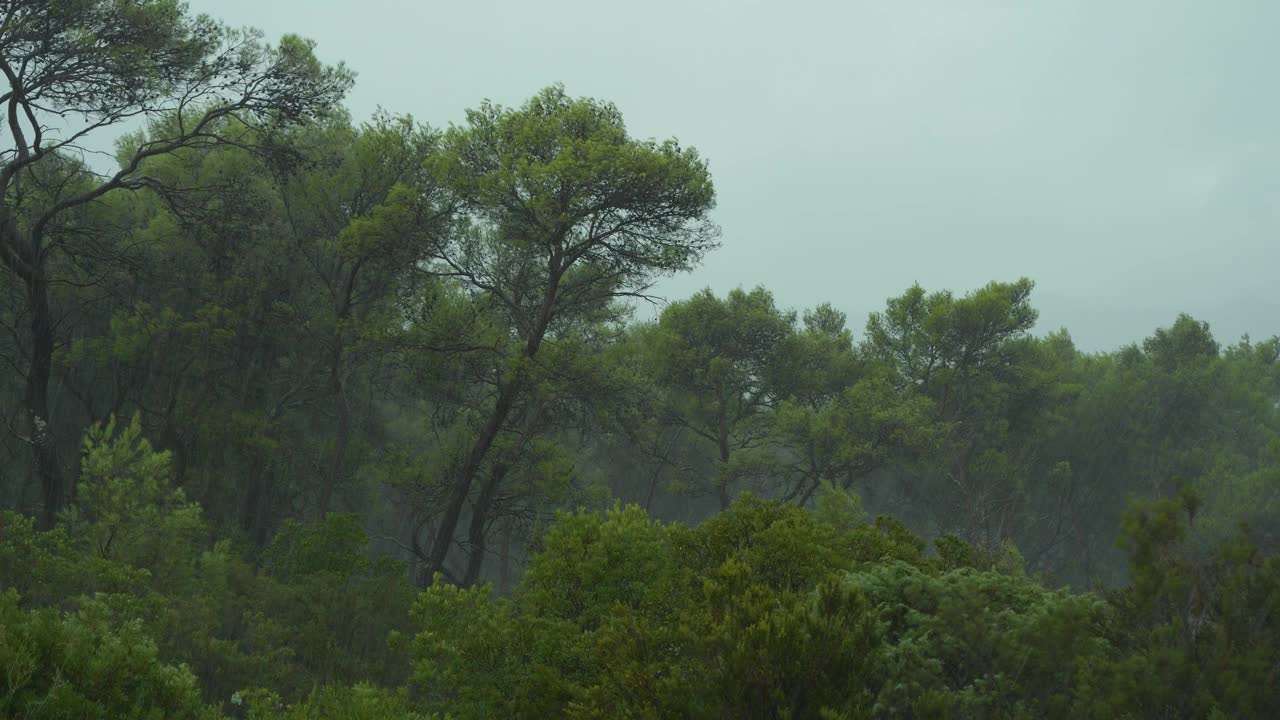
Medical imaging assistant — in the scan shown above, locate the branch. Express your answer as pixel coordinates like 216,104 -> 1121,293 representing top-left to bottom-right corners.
27,103 -> 250,246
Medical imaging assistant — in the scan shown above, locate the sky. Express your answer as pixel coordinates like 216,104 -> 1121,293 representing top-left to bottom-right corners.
186,0 -> 1280,351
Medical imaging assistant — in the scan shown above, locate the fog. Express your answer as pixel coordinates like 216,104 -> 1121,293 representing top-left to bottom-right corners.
7,4 -> 1280,716
191,0 -> 1280,349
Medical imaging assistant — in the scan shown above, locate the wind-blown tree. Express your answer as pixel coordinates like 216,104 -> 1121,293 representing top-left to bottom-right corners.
99,118 -> 322,543
770,303 -> 941,506
270,112 -> 449,517
866,279 -> 1045,541
419,85 -> 718,583
103,111 -> 446,537
585,321 -> 707,519
1137,315 -> 1224,494
649,286 -> 796,510
1206,335 -> 1280,551
0,0 -> 352,526
396,288 -> 643,589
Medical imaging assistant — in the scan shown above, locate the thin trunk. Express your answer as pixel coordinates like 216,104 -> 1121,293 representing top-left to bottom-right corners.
797,477 -> 822,508
26,269 -> 61,529
462,460 -> 510,586
497,521 -> 513,596
239,463 -> 262,535
644,463 -> 662,513
462,392 -> 547,586
160,369 -> 188,479
320,267 -> 358,519
716,401 -> 731,511
428,378 -> 521,579
427,262 -> 563,582
645,425 -> 683,512
253,472 -> 273,547
319,334 -> 348,518
956,443 -> 976,541
239,457 -> 274,546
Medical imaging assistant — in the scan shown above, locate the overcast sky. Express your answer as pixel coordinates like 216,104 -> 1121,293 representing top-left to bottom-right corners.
188,0 -> 1280,351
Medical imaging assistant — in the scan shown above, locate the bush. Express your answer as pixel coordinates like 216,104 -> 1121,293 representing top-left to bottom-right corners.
0,590 -> 220,720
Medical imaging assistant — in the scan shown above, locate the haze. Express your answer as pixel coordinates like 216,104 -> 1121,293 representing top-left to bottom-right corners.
191,0 -> 1280,350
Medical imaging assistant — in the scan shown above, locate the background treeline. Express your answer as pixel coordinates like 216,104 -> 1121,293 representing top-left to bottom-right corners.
2,2 -> 1279,718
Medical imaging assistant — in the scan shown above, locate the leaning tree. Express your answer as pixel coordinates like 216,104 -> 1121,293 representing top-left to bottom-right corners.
420,86 -> 719,583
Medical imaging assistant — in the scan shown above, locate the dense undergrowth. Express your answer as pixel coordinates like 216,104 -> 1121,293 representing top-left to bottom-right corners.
2,419 -> 1277,719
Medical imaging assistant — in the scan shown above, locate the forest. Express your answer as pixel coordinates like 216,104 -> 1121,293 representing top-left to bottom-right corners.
2,2 -> 1279,718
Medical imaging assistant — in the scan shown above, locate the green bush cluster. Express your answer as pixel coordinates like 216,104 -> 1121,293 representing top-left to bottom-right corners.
408,491 -> 1280,719
2,419 -> 1277,718
1,417 -> 414,717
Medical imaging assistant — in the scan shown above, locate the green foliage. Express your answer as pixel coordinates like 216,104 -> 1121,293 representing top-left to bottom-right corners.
1103,489 -> 1280,717
406,492 -> 1280,719
812,479 -> 869,533
252,515 -> 416,695
0,590 -> 220,720
680,494 -> 851,591
848,561 -> 1110,719
242,684 -> 439,720
866,279 -> 1038,400
519,504 -> 687,629
432,84 -> 717,275
2,424 -> 415,710
411,579 -> 587,720
934,534 -> 1026,575
63,414 -> 206,587
0,511 -> 148,610
3,4 -> 1280,716
263,514 -> 370,580
654,287 -> 795,399
575,568 -> 879,720
1,415 -> 201,623
410,497 -> 902,719
774,367 -> 944,502
3,410 -> 1278,717
845,516 -> 932,569
649,287 -> 796,504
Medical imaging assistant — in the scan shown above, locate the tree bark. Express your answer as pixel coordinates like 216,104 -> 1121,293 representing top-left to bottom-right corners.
319,265 -> 359,519
497,520 -> 513,596
1,208 -> 63,529
426,263 -> 562,584
319,333 -> 348,518
460,390 -> 551,586
428,377 -> 522,580
461,459 -> 511,586
239,457 -> 275,546
26,266 -> 62,529
716,400 -> 732,511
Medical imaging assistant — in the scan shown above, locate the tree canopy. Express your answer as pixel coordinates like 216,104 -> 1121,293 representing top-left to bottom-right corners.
2,3 -> 1279,718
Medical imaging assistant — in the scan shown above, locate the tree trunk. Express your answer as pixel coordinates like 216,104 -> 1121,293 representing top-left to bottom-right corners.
427,264 -> 563,583
427,379 -> 521,580
461,460 -> 510,586
497,521 -> 513,596
955,442 -> 977,541
239,457 -> 274,546
26,269 -> 62,529
644,463 -> 663,513
2,213 -> 63,528
320,266 -> 358,519
319,334 -> 348,518
716,402 -> 731,511
644,425 -> 683,512
460,390 -> 552,587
